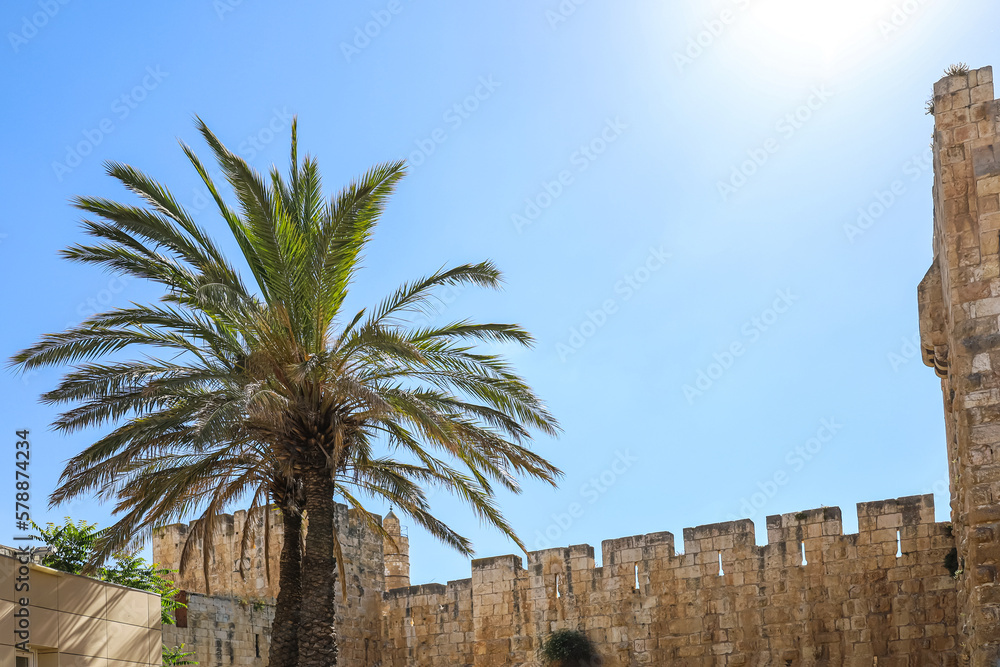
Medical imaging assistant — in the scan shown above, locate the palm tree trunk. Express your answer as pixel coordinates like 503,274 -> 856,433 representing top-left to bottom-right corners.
297,465 -> 338,666
268,505 -> 302,667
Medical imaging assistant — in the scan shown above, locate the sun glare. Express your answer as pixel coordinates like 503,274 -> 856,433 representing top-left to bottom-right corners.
748,0 -> 883,63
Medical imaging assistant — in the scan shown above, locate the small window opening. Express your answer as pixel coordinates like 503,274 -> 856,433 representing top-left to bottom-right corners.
800,541 -> 808,566
255,634 -> 260,658
635,563 -> 640,590
896,529 -> 902,558
718,552 -> 724,576
555,573 -> 561,598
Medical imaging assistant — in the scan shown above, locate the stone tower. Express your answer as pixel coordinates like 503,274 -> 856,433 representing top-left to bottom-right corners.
920,64 -> 1000,666
382,510 -> 410,590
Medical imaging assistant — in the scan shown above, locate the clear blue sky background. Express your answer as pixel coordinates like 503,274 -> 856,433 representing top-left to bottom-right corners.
0,0 -> 993,586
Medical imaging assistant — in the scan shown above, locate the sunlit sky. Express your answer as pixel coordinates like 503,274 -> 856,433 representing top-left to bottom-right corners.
1,1 -> 994,586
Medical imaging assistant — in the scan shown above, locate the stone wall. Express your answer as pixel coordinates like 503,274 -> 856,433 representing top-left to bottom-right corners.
383,495 -> 958,666
152,496 -> 960,666
162,592 -> 273,667
383,579 -> 476,666
153,502 -> 390,666
921,64 -> 1000,666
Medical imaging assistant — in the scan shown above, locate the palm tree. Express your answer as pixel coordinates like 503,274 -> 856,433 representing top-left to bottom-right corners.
82,439 -> 489,667
11,118 -> 561,667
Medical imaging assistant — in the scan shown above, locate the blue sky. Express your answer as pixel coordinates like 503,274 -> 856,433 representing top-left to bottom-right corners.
0,0 -> 992,586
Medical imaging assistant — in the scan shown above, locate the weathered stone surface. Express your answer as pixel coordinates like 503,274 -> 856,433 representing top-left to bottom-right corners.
922,64 -> 1000,667
158,496 -> 958,666
156,502 -> 389,666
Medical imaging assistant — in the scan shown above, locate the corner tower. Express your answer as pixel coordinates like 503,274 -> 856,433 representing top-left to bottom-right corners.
921,64 -> 1000,666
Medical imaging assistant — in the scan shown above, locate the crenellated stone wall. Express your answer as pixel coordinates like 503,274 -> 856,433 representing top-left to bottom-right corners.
156,495 -> 959,666
383,495 -> 959,666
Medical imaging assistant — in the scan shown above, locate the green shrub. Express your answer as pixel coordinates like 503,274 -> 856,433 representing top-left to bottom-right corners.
162,644 -> 198,665
33,519 -> 185,625
539,629 -> 600,666
32,518 -> 97,574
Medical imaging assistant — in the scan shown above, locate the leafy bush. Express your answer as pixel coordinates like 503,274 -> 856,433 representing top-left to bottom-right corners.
34,519 -> 185,624
539,629 -> 600,666
162,644 -> 198,665
32,518 -> 96,574
945,62 -> 970,76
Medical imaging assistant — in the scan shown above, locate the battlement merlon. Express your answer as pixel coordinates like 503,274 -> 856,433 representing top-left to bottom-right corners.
395,495 -> 947,593
152,500 -> 383,541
